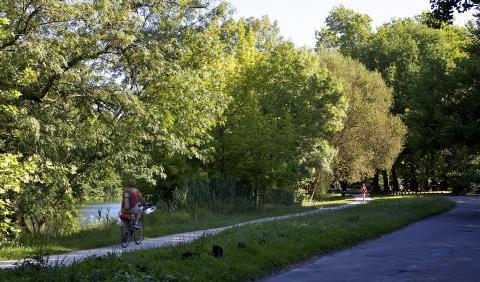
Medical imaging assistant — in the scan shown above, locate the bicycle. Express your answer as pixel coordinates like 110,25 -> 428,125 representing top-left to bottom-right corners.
119,203 -> 151,248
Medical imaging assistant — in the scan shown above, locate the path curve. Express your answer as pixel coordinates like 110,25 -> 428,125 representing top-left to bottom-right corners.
262,196 -> 480,282
0,196 -> 371,269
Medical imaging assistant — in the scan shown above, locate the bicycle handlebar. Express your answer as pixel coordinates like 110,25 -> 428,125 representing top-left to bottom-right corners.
138,202 -> 154,209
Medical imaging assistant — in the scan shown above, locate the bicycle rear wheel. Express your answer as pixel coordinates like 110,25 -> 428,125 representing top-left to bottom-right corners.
120,222 -> 130,248
133,219 -> 144,245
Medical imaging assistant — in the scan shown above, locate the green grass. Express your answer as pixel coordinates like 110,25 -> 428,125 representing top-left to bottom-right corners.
0,195 -> 351,261
0,197 -> 454,281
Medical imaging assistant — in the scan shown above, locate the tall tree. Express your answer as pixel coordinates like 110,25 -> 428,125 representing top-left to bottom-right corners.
430,0 -> 480,24
206,18 -> 347,204
316,7 -> 472,192
315,5 -> 372,59
318,51 -> 405,189
0,0 -> 229,236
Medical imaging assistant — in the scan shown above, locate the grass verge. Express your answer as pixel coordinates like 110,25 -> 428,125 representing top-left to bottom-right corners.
0,195 -> 351,261
0,197 -> 454,281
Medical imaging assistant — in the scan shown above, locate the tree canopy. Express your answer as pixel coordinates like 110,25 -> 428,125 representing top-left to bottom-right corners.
316,5 -> 480,194
430,0 -> 480,24
0,0 -> 229,237
318,52 -> 405,184
0,1 -> 437,242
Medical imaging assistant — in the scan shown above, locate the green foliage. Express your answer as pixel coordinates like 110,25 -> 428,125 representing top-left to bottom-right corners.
315,5 -> 373,58
0,154 -> 37,243
171,177 -> 254,212
364,19 -> 474,191
318,51 -> 406,183
0,0 -> 228,239
209,19 -> 347,198
145,17 -> 349,206
430,0 -> 480,25
317,6 -> 479,192
439,23 -> 480,151
3,2 -> 348,239
4,0 -> 475,243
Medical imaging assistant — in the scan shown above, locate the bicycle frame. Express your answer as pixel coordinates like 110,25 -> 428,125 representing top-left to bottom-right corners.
120,204 -> 149,248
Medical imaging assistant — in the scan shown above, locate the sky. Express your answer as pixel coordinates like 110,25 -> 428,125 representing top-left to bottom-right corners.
227,0 -> 475,48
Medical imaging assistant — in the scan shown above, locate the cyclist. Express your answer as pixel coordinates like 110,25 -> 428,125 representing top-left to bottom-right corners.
121,179 -> 146,229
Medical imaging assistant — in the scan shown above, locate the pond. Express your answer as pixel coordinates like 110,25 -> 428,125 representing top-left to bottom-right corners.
77,202 -> 155,225
77,202 -> 121,225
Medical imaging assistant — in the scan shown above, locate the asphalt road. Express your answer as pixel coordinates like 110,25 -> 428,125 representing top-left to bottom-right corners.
262,196 -> 480,282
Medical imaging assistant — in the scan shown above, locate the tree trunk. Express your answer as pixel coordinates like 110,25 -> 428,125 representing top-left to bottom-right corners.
340,180 -> 348,197
422,175 -> 429,192
39,221 -> 46,233
422,154 -> 432,192
371,171 -> 380,194
410,175 -> 419,192
309,171 -> 322,201
309,183 -> 317,201
382,170 -> 390,194
440,176 -> 448,191
216,126 -> 226,176
391,168 -> 399,194
27,215 -> 36,234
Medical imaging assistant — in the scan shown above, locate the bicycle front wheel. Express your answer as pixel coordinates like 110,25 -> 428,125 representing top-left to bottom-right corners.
133,219 -> 144,245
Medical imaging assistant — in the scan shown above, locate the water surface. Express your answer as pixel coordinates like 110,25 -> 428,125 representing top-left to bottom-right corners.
77,202 -> 155,225
77,202 -> 121,225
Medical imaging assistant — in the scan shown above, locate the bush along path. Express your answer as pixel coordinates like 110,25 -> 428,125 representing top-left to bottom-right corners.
0,196 -> 372,270
0,197 -> 453,281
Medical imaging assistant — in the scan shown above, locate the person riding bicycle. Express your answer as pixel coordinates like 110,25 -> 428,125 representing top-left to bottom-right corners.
121,179 -> 146,229
360,183 -> 368,203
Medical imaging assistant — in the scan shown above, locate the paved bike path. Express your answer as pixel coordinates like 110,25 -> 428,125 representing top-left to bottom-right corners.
262,196 -> 480,282
0,197 -> 371,269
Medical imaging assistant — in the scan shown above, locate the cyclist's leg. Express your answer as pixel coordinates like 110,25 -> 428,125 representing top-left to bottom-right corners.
136,210 -> 142,225
131,206 -> 141,227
